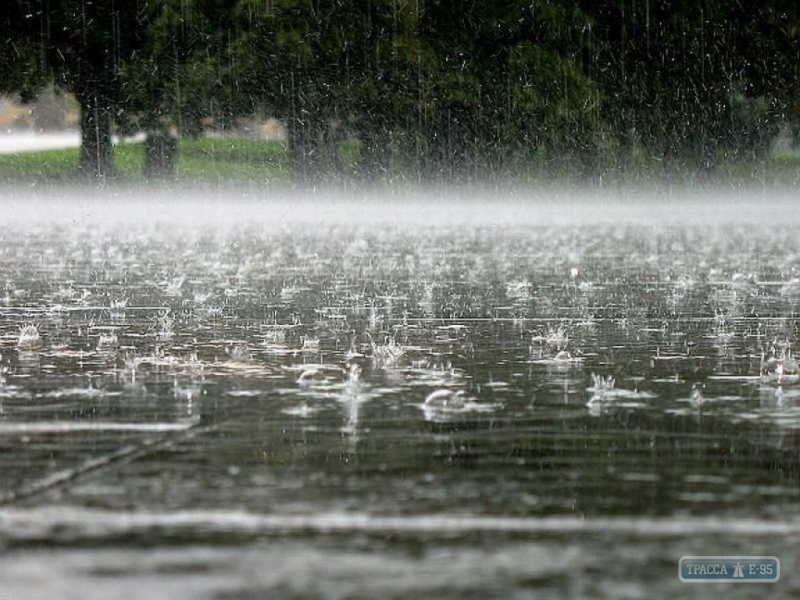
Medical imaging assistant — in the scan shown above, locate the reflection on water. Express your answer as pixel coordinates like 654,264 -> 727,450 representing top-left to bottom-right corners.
1,192 -> 800,597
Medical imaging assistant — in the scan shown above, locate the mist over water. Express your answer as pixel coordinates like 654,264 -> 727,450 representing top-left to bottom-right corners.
1,186 -> 799,598
5,183 -> 800,227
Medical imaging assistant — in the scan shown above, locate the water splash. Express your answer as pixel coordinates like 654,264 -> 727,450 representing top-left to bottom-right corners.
97,331 -> 119,351
109,298 -> 128,319
164,275 -> 186,297
530,324 -> 583,364
419,388 -> 495,422
424,388 -> 467,410
157,311 -> 175,340
296,365 -> 346,388
585,373 -> 657,411
369,335 -> 405,367
17,324 -> 41,349
587,373 -> 616,404
760,346 -> 799,385
689,383 -> 706,409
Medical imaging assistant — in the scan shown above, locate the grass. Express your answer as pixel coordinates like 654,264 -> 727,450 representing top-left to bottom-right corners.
177,137 -> 289,184
0,145 -> 83,182
0,136 -> 292,185
1,134 -> 800,187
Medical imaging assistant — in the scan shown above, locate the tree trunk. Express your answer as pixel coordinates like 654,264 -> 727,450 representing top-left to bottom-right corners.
356,121 -> 392,182
287,117 -> 321,186
77,89 -> 116,179
144,131 -> 178,180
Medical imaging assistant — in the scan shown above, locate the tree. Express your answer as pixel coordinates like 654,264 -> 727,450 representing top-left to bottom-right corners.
335,0 -> 423,182
580,0 -> 800,177
725,1 -> 800,160
234,0 -> 426,184
0,0 -> 147,177
119,0 -> 244,179
234,1 -> 324,184
412,0 -> 603,180
0,3 -> 38,100
1,1 -> 149,178
5,0 -> 799,184
234,1 -> 354,184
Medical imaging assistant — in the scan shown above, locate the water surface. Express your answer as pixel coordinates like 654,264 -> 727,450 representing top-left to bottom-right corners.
1,188 -> 798,598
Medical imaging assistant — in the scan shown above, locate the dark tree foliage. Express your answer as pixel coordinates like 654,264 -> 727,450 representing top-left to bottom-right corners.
234,1 -> 347,184
234,0 -> 422,184
415,0 -> 601,180
2,0 -> 800,183
0,3 -> 37,99
582,0 -> 800,177
233,0 -> 602,183
1,1 -> 151,178
119,0 -> 243,179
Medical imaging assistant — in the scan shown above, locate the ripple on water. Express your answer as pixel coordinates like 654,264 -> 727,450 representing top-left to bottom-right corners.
1,200 -> 800,598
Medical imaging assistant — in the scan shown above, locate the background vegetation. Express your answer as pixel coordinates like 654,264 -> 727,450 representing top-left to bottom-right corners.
2,1 -> 800,185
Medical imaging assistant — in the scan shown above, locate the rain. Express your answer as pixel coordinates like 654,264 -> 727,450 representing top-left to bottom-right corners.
1,1 -> 800,597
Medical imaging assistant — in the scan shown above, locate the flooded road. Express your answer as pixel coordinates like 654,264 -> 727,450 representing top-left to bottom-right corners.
0,187 -> 798,598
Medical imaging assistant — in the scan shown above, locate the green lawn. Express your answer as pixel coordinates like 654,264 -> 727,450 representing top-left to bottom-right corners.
0,136 -> 291,185
1,135 -> 799,186
0,145 -> 84,182
176,137 -> 290,184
